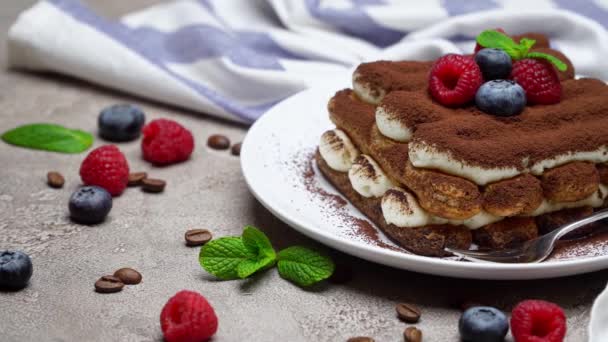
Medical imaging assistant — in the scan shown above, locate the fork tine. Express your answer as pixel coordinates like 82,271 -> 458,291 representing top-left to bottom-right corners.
446,249 -> 497,263
445,247 -> 535,263
445,247 -> 521,257
442,208 -> 608,263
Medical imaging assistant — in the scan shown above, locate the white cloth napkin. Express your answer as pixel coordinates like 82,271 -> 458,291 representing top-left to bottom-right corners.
590,282 -> 608,341
7,0 -> 608,123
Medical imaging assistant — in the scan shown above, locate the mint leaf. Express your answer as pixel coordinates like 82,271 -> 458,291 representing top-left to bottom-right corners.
476,30 -> 522,59
199,237 -> 256,280
476,30 -> 569,70
525,52 -> 568,72
238,226 -> 276,278
200,227 -> 277,280
1,123 -> 93,153
242,226 -> 275,258
518,38 -> 536,56
237,257 -> 275,278
277,246 -> 335,287
199,227 -> 334,285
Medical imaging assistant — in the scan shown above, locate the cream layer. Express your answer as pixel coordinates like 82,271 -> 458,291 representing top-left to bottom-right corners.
319,130 -> 607,230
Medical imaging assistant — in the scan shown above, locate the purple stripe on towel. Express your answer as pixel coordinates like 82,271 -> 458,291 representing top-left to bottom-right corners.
351,0 -> 386,5
131,26 -> 285,69
553,0 -> 608,28
305,0 -> 404,47
234,31 -> 308,62
197,0 -> 214,13
46,0 -> 294,122
441,0 -> 498,16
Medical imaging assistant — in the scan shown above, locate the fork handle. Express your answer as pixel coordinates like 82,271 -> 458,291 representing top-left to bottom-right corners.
553,208 -> 608,241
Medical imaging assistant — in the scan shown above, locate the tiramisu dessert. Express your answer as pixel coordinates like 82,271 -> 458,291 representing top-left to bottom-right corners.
316,29 -> 608,256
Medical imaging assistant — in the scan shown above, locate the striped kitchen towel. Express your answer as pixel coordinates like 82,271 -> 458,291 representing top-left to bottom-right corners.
8,0 -> 608,123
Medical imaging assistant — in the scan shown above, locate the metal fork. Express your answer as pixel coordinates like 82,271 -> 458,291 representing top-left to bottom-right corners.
445,208 -> 608,263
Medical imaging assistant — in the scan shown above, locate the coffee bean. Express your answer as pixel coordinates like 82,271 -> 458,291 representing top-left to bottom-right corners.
231,142 -> 242,156
347,337 -> 374,342
113,268 -> 142,285
94,275 -> 124,293
185,229 -> 213,247
396,303 -> 421,323
207,134 -> 230,150
47,171 -> 65,188
142,178 -> 166,193
127,172 -> 147,186
404,327 -> 422,342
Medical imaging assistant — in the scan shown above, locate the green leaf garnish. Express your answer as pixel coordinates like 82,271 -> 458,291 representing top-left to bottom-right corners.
518,38 -> 536,55
1,123 -> 93,153
199,237 -> 256,280
199,227 -> 335,287
476,29 -> 568,71
242,226 -> 276,260
237,257 -> 275,279
276,246 -> 335,287
476,30 -> 522,59
237,226 -> 276,278
199,226 -> 277,280
526,52 -> 568,72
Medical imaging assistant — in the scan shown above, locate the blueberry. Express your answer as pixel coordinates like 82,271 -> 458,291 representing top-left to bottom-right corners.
0,251 -> 33,290
98,104 -> 145,142
69,186 -> 112,224
459,306 -> 509,342
475,80 -> 526,116
475,48 -> 512,80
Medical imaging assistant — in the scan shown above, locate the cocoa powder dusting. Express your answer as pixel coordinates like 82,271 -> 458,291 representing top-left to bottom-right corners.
354,60 -> 433,94
293,148 -> 608,260
293,149 -> 403,252
414,78 -> 608,169
299,150 -> 347,209
348,216 -> 402,252
549,227 -> 608,260
351,55 -> 608,171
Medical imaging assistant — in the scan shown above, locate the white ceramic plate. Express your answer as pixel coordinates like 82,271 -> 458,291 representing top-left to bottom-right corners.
241,84 -> 608,280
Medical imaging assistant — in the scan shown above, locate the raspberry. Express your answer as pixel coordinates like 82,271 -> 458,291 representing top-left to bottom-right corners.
142,119 -> 194,165
160,290 -> 218,342
79,145 -> 129,196
428,54 -> 483,107
511,59 -> 561,105
511,300 -> 566,342
474,28 -> 506,53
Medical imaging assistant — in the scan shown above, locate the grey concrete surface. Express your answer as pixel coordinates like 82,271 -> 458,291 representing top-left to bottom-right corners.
0,1 -> 606,341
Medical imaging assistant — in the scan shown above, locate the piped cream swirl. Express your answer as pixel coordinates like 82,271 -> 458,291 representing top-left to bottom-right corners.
319,130 -> 608,230
348,155 -> 395,198
318,129 -> 359,172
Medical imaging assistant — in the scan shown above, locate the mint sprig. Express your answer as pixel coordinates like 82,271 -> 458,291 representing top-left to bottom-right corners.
199,226 -> 334,287
476,30 -> 567,71
199,227 -> 275,280
1,123 -> 93,153
242,225 -> 275,261
277,246 -> 335,287
237,226 -> 276,278
199,237 -> 256,279
526,52 -> 568,72
476,30 -> 523,58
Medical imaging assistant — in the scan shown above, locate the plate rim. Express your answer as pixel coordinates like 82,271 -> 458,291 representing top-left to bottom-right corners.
241,85 -> 608,280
